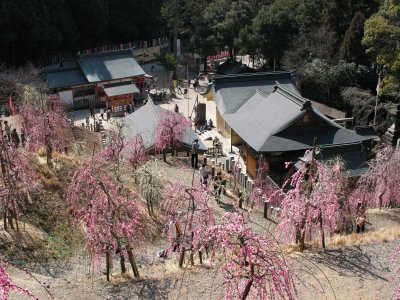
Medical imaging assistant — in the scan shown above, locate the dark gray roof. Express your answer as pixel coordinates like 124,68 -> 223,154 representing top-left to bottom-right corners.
212,72 -> 298,115
122,99 -> 207,151
104,83 -> 139,97
295,143 -> 368,177
44,67 -> 89,89
354,125 -> 378,138
215,59 -> 256,75
264,125 -> 366,152
224,84 -> 366,152
78,50 -> 145,82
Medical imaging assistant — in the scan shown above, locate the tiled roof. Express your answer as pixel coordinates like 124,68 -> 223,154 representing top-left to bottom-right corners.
122,99 -> 207,151
77,49 -> 145,82
44,67 -> 88,89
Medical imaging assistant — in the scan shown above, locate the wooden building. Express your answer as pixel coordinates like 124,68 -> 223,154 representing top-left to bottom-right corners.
212,73 -> 368,184
44,49 -> 149,113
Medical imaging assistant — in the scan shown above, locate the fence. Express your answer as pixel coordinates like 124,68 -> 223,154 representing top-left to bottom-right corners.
46,37 -> 169,66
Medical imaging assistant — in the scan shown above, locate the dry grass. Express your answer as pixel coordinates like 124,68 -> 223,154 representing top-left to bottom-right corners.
328,227 -> 400,247
281,226 -> 400,255
37,146 -> 47,157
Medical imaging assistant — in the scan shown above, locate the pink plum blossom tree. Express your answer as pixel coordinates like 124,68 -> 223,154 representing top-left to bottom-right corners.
155,111 -> 191,161
0,123 -> 40,231
161,182 -> 215,267
356,146 -> 400,209
123,134 -> 148,171
66,164 -> 148,280
20,95 -> 70,166
203,212 -> 297,300
0,259 -> 53,300
277,155 -> 350,251
249,156 -> 282,216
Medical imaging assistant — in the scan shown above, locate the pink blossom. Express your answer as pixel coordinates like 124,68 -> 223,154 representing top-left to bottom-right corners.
155,111 -> 191,154
204,212 -> 296,300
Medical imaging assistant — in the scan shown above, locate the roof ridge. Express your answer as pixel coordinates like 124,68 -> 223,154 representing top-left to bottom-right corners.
213,71 -> 293,84
77,49 -> 134,58
274,82 -> 311,110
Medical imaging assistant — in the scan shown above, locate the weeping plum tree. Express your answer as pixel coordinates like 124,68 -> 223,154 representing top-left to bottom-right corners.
356,147 -> 400,209
277,154 -> 350,251
135,159 -> 164,216
0,124 -> 40,231
66,164 -> 148,280
161,182 -> 215,267
249,156 -> 281,214
155,111 -> 191,162
123,134 -> 148,171
0,259 -> 53,299
203,212 -> 297,300
20,92 -> 70,166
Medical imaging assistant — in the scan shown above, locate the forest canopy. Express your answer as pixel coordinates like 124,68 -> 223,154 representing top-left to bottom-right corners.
0,0 -> 165,66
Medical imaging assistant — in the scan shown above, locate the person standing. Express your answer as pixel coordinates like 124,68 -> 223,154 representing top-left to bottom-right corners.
89,106 -> 95,119
174,104 -> 179,113
106,109 -> 111,122
4,121 -> 11,141
11,128 -> 20,148
191,139 -> 199,169
199,163 -> 209,186
20,122 -> 25,147
127,104 -> 131,114
213,171 -> 223,205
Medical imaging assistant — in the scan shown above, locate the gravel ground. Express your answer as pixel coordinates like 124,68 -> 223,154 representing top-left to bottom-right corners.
7,157 -> 400,300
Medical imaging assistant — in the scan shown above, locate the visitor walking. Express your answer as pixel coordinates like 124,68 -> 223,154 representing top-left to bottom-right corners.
191,139 -> 199,169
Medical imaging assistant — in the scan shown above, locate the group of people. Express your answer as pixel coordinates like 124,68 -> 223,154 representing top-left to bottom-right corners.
199,119 -> 214,133
2,120 -> 24,148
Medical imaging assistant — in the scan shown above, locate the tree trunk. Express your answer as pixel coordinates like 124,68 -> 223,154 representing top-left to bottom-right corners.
229,48 -> 234,60
319,211 -> 325,249
163,149 -> 167,162
203,56 -> 208,74
3,212 -> 7,231
46,143 -> 53,167
119,247 -> 126,274
179,246 -> 185,268
241,264 -> 254,300
127,250 -> 140,278
190,251 -> 194,266
198,251 -> 203,265
299,230 -> 305,252
8,215 -> 14,230
106,252 -> 111,281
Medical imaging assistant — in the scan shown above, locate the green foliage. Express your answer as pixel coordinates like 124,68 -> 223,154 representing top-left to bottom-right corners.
160,53 -> 178,72
363,0 -> 400,101
251,0 -> 300,67
0,0 -> 165,65
340,12 -> 368,64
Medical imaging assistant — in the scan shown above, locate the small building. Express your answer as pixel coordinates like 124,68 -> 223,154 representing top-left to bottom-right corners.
214,79 -> 367,184
44,49 -> 148,113
123,98 -> 208,153
215,59 -> 256,75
